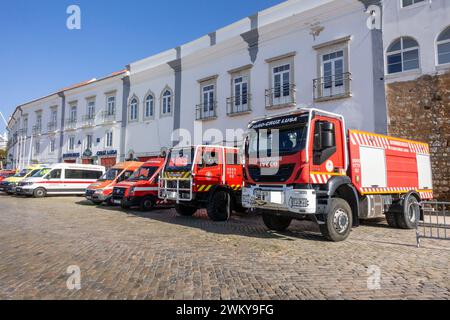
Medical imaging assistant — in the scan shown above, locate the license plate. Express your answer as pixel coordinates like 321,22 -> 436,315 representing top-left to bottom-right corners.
255,190 -> 283,204
166,192 -> 177,199
113,199 -> 121,205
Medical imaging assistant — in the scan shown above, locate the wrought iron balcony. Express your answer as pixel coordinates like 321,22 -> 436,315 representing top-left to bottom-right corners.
226,94 -> 252,116
47,121 -> 57,132
82,114 -> 96,127
65,118 -> 77,130
17,128 -> 28,136
196,102 -> 217,121
313,72 -> 351,102
265,84 -> 296,109
32,125 -> 42,136
101,110 -> 116,123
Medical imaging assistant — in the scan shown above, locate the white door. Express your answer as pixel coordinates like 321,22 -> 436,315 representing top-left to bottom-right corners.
202,85 -> 215,118
360,147 -> 387,188
417,155 -> 433,190
45,169 -> 63,194
233,77 -> 249,113
322,50 -> 345,97
272,64 -> 290,105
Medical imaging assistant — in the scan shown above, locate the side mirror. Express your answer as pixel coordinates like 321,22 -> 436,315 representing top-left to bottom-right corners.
321,122 -> 335,149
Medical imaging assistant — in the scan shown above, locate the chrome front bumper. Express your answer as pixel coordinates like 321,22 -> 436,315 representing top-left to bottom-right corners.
242,186 -> 317,215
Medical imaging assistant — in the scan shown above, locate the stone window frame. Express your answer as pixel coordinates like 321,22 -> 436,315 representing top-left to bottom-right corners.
105,130 -> 114,148
400,0 -> 426,10
160,86 -> 174,118
68,101 -> 78,123
143,90 -> 156,121
105,91 -> 117,116
227,65 -> 253,116
265,52 -> 296,109
85,96 -> 96,120
436,25 -> 450,68
49,137 -> 56,154
313,36 -> 352,102
197,75 -> 218,120
128,95 -> 140,123
68,136 -> 76,151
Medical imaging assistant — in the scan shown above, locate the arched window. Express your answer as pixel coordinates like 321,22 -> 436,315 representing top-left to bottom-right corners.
161,89 -> 172,116
437,26 -> 450,65
129,97 -> 138,121
144,94 -> 154,118
386,37 -> 420,74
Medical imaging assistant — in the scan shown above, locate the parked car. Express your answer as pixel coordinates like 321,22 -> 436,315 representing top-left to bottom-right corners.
85,161 -> 144,205
15,163 -> 105,198
0,165 -> 46,194
111,158 -> 171,211
0,170 -> 17,182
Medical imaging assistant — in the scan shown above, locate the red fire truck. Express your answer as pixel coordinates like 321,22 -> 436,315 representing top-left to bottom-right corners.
158,145 -> 245,221
111,158 -> 170,211
242,108 -> 433,242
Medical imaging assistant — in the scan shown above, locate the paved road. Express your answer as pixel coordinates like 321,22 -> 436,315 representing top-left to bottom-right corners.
0,194 -> 448,300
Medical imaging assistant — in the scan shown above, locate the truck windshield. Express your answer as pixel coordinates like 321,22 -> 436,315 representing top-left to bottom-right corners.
247,126 -> 308,158
98,168 -> 121,182
32,168 -> 52,178
128,166 -> 158,181
165,147 -> 195,172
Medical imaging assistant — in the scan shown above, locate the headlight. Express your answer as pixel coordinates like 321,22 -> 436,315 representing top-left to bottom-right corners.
20,182 -> 33,186
94,189 -> 103,195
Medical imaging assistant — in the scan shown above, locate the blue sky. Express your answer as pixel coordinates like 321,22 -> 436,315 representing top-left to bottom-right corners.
0,0 -> 284,127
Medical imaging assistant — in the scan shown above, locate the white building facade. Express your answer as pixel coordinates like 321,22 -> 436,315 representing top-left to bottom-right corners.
13,0 -> 442,168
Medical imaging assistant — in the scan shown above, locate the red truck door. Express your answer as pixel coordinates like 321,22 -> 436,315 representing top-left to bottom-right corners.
224,148 -> 243,189
309,116 -> 345,183
195,147 -> 223,187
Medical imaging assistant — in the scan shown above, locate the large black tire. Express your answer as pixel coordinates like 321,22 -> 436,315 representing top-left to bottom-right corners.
33,188 -> 47,198
92,200 -> 103,205
385,212 -> 399,228
207,190 -> 231,221
262,213 -> 292,232
140,196 -> 155,212
175,204 -> 197,216
396,194 -> 419,229
319,198 -> 353,242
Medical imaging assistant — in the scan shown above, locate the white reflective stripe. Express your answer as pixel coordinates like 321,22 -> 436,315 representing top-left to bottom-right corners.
134,187 -> 158,192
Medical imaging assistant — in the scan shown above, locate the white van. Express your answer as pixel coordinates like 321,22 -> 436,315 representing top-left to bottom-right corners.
15,163 -> 105,198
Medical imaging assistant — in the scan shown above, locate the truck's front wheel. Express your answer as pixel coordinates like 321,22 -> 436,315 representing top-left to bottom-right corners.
175,204 -> 197,216
396,194 -> 419,229
33,188 -> 47,198
140,196 -> 155,212
262,213 -> 292,232
207,190 -> 231,221
320,198 -> 353,242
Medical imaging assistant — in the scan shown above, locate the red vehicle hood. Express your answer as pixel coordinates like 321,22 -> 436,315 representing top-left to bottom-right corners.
115,179 -> 151,189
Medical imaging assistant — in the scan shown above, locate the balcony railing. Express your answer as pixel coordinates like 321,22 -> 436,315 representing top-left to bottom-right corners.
196,102 -> 217,121
47,122 -> 57,132
313,72 -> 351,101
101,110 -> 116,123
226,94 -> 252,116
32,125 -> 42,136
65,118 -> 77,130
82,114 -> 96,127
265,84 -> 296,109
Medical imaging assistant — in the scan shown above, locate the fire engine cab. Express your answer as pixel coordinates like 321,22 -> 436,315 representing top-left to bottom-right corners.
158,145 -> 245,221
242,108 -> 433,242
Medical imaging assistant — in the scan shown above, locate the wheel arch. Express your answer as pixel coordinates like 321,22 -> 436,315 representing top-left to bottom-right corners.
327,176 -> 360,227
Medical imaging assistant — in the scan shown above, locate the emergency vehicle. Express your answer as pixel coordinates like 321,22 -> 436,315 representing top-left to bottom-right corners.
111,158 -> 169,211
85,161 -> 143,205
0,170 -> 16,182
241,108 -> 433,242
15,163 -> 105,197
158,145 -> 245,221
0,164 -> 46,194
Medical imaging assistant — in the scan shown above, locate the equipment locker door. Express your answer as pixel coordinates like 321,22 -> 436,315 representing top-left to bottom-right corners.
195,147 -> 223,185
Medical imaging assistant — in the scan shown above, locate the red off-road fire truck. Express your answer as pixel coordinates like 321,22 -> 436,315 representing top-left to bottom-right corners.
111,158 -> 171,211
158,145 -> 245,221
242,108 -> 433,242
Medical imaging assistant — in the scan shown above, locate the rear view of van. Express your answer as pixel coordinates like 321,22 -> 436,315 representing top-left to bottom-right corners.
15,163 -> 105,198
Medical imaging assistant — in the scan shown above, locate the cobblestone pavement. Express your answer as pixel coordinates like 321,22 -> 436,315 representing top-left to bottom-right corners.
0,194 -> 448,300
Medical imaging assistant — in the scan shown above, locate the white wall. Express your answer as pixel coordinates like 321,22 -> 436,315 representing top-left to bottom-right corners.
383,0 -> 450,82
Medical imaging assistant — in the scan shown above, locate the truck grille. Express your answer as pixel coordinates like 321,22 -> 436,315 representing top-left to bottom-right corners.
165,180 -> 191,190
112,187 -> 126,199
85,189 -> 95,197
247,164 -> 296,183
